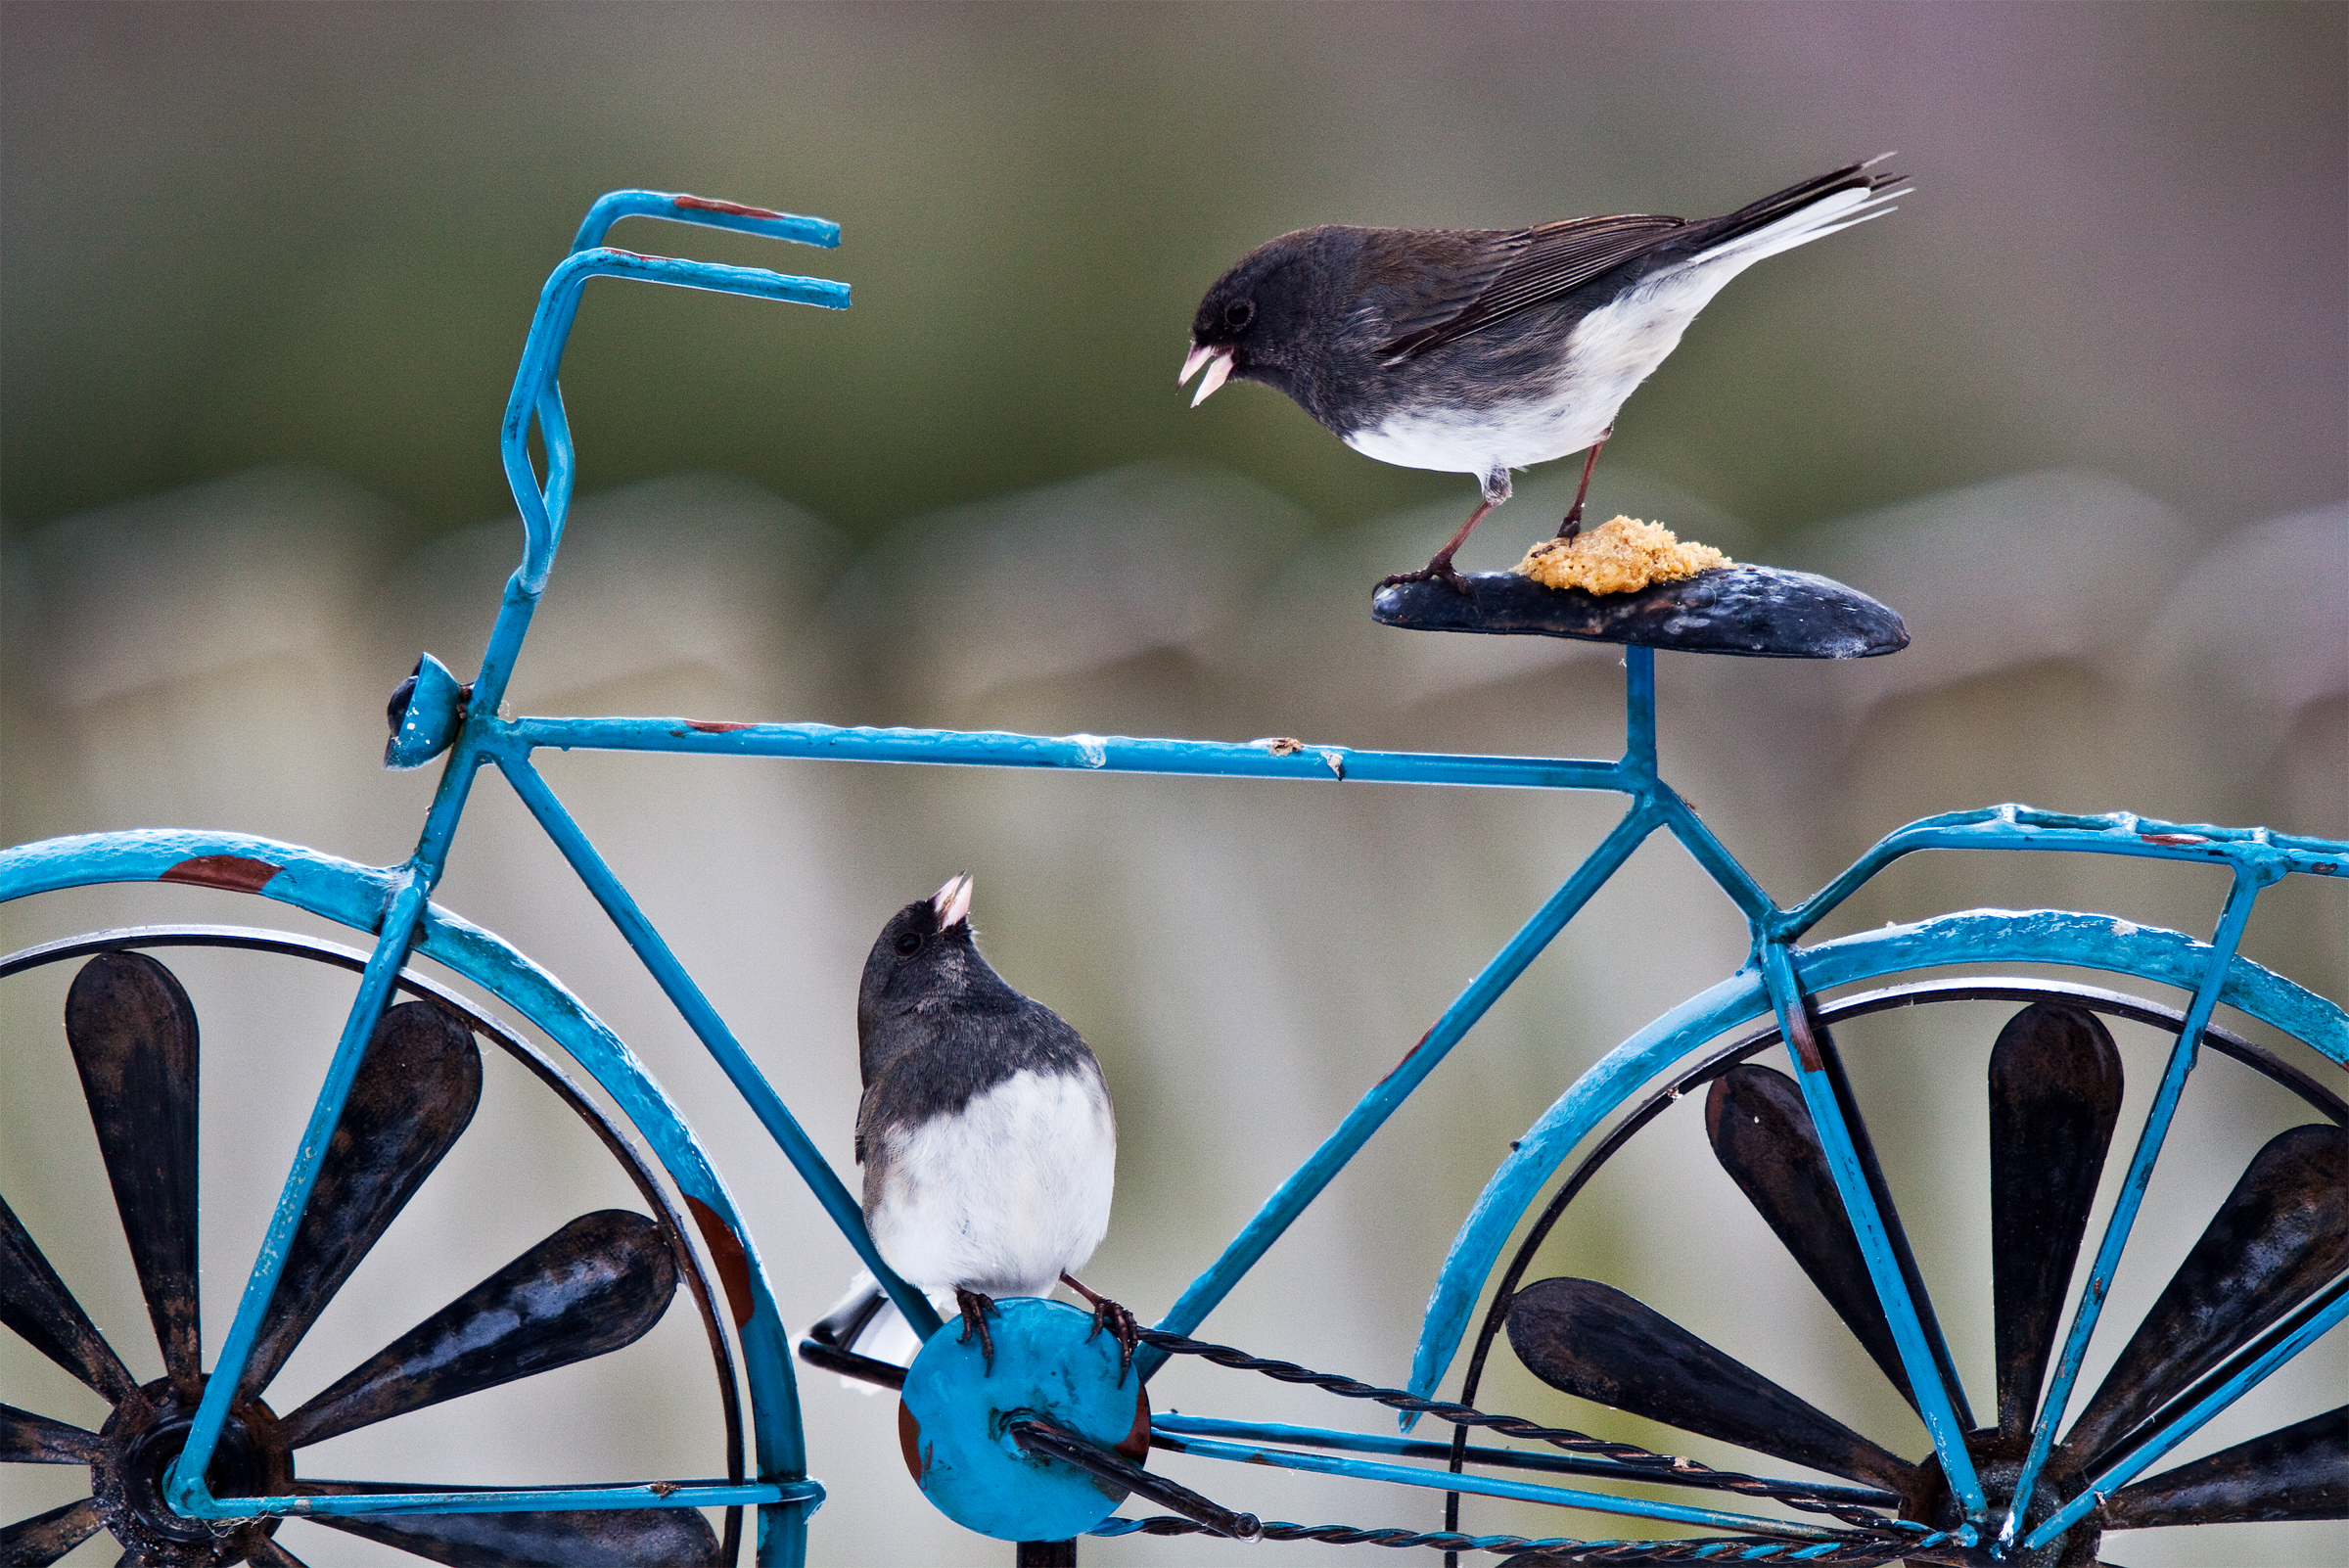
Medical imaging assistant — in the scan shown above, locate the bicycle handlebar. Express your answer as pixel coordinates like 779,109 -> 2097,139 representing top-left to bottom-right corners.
568,189 -> 842,254
503,243 -> 851,591
468,193 -> 851,715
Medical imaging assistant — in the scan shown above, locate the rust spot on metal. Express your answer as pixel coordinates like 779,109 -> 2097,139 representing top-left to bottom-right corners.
1784,1003 -> 1826,1073
160,854 -> 282,893
898,1400 -> 929,1482
684,719 -> 755,733
1378,1029 -> 1435,1087
673,194 -> 788,221
683,1195 -> 756,1328
2141,832 -> 2210,846
1116,1383 -> 1153,1463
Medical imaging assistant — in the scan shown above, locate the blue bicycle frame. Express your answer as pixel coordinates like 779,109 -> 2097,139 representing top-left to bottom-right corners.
5,191 -> 2334,1562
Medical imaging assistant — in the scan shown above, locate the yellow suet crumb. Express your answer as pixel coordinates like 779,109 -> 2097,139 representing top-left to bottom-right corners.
1512,516 -> 1732,595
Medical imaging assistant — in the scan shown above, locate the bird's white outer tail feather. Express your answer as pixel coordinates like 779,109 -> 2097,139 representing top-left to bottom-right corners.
1689,182 -> 1906,274
816,1270 -> 956,1395
1591,181 -> 1904,364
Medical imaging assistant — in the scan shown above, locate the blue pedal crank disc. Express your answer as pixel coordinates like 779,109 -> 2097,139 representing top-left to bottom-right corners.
898,1297 -> 1149,1542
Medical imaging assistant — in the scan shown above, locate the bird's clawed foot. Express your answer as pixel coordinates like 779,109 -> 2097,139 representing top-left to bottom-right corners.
1375,557 -> 1474,596
1380,496 -> 1494,595
954,1286 -> 1001,1374
1061,1270 -> 1143,1382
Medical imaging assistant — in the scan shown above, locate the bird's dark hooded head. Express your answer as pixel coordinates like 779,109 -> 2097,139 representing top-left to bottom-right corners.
857,874 -> 1015,1084
1179,226 -> 1363,425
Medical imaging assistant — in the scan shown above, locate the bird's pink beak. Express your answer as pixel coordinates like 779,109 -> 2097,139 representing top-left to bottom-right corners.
1178,343 -> 1235,407
931,873 -> 974,930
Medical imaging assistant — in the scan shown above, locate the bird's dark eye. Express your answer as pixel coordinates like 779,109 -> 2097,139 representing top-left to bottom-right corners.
894,932 -> 923,955
1223,300 -> 1255,330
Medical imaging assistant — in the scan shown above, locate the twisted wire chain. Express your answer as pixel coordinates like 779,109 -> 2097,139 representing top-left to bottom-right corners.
1134,1326 -> 1922,1536
1089,1513 -> 1963,1563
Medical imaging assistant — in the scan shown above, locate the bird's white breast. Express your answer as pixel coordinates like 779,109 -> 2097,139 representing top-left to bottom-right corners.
865,1067 -> 1116,1299
1344,258 -> 1744,482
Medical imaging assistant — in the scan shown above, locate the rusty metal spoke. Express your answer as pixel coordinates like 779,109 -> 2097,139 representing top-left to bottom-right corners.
2059,1124 -> 2348,1465
240,999 -> 484,1400
1989,1001 -> 2124,1439
0,1189 -> 139,1407
244,1533 -> 315,1567
0,1496 -> 109,1565
296,1480 -> 719,1566
1505,1276 -> 1917,1494
2103,1404 -> 2346,1527
1704,1063 -> 1923,1411
64,953 -> 203,1401
1,1400 -> 102,1464
276,1210 -> 678,1449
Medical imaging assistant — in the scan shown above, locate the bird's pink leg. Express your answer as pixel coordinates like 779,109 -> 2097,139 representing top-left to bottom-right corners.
1558,427 -> 1612,540
1377,498 -> 1494,593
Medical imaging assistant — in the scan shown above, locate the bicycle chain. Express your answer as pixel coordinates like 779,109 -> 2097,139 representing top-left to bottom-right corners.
1091,1513 -> 1962,1563
1118,1326 -> 1960,1562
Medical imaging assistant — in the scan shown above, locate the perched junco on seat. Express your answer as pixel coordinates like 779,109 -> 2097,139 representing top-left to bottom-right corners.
1179,159 -> 1905,590
845,873 -> 1133,1374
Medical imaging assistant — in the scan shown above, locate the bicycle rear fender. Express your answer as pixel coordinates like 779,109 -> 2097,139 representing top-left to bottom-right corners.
0,828 -> 809,1502
1407,906 -> 2349,1414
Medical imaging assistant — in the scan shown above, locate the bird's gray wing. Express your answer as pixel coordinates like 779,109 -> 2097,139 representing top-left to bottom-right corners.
1375,211 -> 1689,360
1348,227 -> 1532,348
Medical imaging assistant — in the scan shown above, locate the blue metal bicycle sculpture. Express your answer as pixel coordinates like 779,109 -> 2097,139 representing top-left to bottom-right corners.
3,193 -> 2343,1567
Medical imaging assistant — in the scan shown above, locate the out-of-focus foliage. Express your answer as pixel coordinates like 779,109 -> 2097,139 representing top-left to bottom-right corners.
3,3 -> 2342,542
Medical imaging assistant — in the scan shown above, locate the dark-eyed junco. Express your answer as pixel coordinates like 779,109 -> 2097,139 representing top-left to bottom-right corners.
1180,159 -> 1906,589
845,873 -> 1132,1373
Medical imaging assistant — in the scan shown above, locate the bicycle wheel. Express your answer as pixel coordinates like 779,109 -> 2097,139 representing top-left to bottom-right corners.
1462,978 -> 2346,1566
0,926 -> 745,1567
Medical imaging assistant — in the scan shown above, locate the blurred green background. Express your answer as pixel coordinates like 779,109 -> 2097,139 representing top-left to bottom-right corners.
3,4 -> 2344,1565
6,1 -> 2344,547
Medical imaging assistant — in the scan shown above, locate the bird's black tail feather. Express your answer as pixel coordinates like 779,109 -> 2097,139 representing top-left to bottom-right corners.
1705,159 -> 1905,247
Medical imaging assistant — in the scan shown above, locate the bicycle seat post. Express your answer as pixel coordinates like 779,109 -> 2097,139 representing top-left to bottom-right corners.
1622,645 -> 1659,790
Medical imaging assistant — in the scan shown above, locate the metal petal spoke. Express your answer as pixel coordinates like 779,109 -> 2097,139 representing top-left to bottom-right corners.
1989,1001 -> 2123,1438
1704,1063 -> 1919,1409
241,999 -> 484,1399
245,1535 -> 314,1568
1506,1275 -> 1917,1493
0,1189 -> 139,1406
2103,1404 -> 2346,1527
64,952 -> 203,1399
1,1401 -> 102,1463
296,1480 -> 719,1566
0,1496 -> 109,1566
2061,1124 -> 2349,1464
276,1210 -> 678,1449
